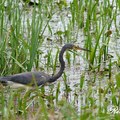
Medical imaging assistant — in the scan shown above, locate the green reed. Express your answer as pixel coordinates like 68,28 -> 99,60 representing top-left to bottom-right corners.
0,0 -> 120,119
53,48 -> 59,74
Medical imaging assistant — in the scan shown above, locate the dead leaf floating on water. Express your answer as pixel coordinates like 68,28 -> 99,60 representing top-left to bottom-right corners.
105,30 -> 112,37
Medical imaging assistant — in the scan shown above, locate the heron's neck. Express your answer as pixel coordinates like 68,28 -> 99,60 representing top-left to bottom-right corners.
49,46 -> 66,82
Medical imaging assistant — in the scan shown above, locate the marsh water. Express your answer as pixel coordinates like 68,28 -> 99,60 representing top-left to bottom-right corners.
2,0 -> 120,115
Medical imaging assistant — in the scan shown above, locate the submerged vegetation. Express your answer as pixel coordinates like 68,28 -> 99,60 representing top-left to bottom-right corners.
0,0 -> 120,119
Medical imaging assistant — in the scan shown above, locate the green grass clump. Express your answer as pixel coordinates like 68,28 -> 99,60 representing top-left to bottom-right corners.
0,0 -> 120,119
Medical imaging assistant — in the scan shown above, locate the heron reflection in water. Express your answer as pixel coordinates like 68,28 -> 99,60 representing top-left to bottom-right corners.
0,44 -> 90,87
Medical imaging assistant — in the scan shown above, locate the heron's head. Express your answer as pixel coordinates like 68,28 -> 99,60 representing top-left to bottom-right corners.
64,44 -> 90,52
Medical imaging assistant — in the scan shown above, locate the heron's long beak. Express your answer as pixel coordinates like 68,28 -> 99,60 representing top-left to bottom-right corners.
73,45 -> 91,52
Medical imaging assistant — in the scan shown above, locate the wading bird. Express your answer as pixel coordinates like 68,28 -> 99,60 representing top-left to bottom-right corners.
0,44 -> 89,87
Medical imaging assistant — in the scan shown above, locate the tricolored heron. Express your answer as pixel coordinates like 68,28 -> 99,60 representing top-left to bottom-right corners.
0,44 -> 89,87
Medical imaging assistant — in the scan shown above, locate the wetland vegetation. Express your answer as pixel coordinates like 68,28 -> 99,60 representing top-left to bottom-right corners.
0,0 -> 120,119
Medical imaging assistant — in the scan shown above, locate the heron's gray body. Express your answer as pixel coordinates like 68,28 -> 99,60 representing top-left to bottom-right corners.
0,72 -> 50,86
0,44 -> 89,87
